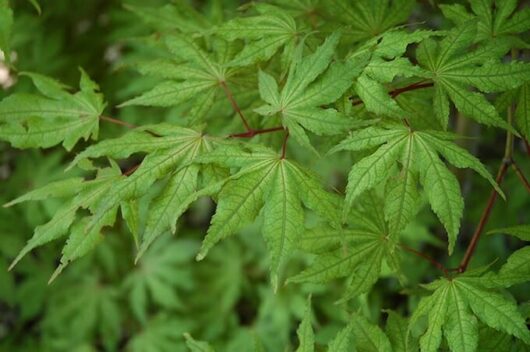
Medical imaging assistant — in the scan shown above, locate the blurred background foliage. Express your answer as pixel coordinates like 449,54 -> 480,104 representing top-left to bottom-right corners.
0,0 -> 528,351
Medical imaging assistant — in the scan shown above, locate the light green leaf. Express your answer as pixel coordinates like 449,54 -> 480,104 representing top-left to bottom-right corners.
441,78 -> 513,131
415,137 -> 463,254
488,225 -> 530,241
355,74 -> 407,118
344,135 -> 406,218
296,298 -> 314,352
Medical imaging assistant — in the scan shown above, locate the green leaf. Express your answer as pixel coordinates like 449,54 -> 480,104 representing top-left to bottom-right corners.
126,238 -> 197,323
436,21 -> 478,69
410,278 -> 530,351
9,168 -> 121,270
0,0 -> 13,63
445,284 -> 478,352
418,131 -> 504,198
441,62 -> 530,93
218,12 -> 297,67
327,323 -> 353,352
487,224 -> 530,241
355,74 -> 407,119
415,136 -> 464,254
0,70 -> 104,150
350,313 -> 392,352
127,315 -> 190,352
282,32 -> 340,105
384,154 -> 420,232
457,279 -> 530,344
296,298 -> 314,352
385,311 -> 416,352
4,177 -> 85,207
183,333 -> 216,352
343,134 -> 406,218
440,79 -> 512,130
262,162 -> 304,286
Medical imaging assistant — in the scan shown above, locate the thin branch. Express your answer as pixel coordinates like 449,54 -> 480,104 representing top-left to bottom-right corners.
122,164 -> 140,177
457,158 -> 512,273
511,160 -> 530,193
280,130 -> 290,159
524,139 -> 530,157
229,126 -> 285,138
100,115 -> 136,129
220,81 -> 252,132
399,243 -> 449,277
350,81 -> 434,106
457,84 -> 520,273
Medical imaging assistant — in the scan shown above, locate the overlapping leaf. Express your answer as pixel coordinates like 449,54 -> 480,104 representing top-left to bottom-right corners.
417,21 -> 530,129
289,194 -> 401,301
333,125 -> 502,253
196,144 -> 340,287
440,0 -> 530,48
255,32 -> 358,151
120,35 -> 234,123
326,0 -> 415,42
217,10 -> 299,67
0,70 -> 104,150
409,275 -> 530,352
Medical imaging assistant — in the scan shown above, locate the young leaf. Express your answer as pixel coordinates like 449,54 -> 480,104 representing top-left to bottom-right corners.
0,70 -> 104,150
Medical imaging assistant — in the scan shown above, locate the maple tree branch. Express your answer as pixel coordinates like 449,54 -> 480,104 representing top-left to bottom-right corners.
457,159 -> 510,273
458,100 -> 516,273
220,81 -> 252,132
229,126 -> 285,138
100,115 -> 136,129
122,163 -> 140,176
399,243 -> 449,277
350,81 -> 434,106
511,160 -> 530,193
281,130 -> 290,159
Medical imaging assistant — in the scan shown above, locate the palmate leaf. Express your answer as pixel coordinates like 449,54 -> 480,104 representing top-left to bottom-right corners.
326,0 -> 415,42
488,224 -> 530,241
120,34 -> 232,123
0,70 -> 104,150
196,144 -> 340,287
255,32 -> 357,151
124,238 -> 197,323
440,0 -> 530,47
5,166 -> 122,273
184,333 -> 216,352
217,10 -> 298,67
294,298 -> 357,352
6,124 -> 222,278
289,193 -> 401,301
349,29 -> 436,120
334,126 -> 501,253
410,275 -> 530,352
417,21 -> 530,130
127,315 -> 191,352
125,1 -> 212,34
71,124 -> 221,261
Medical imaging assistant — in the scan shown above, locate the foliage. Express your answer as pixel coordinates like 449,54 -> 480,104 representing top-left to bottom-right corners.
0,0 -> 529,351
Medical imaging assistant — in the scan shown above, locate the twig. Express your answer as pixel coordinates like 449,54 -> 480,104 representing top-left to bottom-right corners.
399,243 -> 449,277
350,81 -> 434,106
220,81 -> 252,132
280,130 -> 290,159
457,160 -> 510,273
100,115 -> 136,129
457,97 -> 517,272
229,126 -> 285,138
511,161 -> 530,193
123,164 -> 140,176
